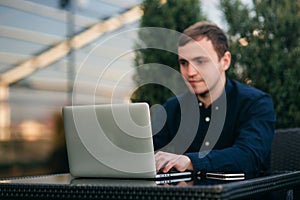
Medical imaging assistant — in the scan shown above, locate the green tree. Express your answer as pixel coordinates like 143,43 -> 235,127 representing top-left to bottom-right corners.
221,0 -> 300,128
131,0 -> 204,106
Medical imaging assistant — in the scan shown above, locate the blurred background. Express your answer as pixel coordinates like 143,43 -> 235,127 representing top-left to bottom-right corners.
0,0 -> 221,178
1,0 -> 299,178
0,0 -> 146,177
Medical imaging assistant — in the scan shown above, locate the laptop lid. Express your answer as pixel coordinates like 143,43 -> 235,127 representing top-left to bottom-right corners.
63,103 -> 157,179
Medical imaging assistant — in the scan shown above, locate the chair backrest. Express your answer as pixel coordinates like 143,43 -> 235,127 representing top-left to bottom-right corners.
271,128 -> 300,172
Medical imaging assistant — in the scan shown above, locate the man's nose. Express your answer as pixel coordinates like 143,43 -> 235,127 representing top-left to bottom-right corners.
187,65 -> 198,76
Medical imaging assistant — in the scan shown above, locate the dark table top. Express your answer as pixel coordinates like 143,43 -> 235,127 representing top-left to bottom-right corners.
0,171 -> 300,199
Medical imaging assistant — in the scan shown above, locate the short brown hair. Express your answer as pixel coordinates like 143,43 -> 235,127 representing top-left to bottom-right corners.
178,21 -> 230,60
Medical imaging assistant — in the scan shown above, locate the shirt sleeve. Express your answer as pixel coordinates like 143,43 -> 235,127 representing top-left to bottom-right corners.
186,94 -> 276,178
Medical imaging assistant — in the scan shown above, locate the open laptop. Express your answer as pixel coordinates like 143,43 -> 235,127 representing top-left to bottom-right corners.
62,103 -> 192,182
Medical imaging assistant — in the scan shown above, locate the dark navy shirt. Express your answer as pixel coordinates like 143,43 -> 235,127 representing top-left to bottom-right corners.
152,78 -> 276,178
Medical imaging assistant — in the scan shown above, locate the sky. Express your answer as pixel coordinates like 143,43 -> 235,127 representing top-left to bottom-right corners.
202,0 -> 225,28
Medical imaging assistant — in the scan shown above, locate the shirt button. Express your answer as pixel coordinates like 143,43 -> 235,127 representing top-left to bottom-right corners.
215,106 -> 219,110
205,117 -> 210,122
205,141 -> 210,146
199,102 -> 203,107
197,171 -> 202,180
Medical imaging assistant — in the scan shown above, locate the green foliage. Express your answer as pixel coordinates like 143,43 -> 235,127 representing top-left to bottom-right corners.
131,0 -> 204,105
221,0 -> 300,128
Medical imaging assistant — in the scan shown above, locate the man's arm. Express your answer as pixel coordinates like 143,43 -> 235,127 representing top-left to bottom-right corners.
155,94 -> 276,178
187,95 -> 275,178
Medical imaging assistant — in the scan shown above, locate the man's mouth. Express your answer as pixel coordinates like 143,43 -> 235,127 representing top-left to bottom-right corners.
188,79 -> 203,84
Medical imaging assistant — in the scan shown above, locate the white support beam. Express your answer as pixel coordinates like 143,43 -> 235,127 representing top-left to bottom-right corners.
0,84 -> 11,140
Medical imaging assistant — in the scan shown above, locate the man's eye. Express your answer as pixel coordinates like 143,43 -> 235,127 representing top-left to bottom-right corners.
179,60 -> 188,66
196,59 -> 204,64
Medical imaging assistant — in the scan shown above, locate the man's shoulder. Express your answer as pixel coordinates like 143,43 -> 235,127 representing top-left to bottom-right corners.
227,79 -> 275,122
227,79 -> 275,114
228,79 -> 268,100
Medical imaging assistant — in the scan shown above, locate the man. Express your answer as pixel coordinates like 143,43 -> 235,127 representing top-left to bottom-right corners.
152,21 -> 276,179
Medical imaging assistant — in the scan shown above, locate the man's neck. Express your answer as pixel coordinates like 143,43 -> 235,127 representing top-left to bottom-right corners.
197,93 -> 211,108
197,77 -> 226,108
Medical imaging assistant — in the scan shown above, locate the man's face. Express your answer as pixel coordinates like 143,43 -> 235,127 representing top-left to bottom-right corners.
178,37 -> 230,96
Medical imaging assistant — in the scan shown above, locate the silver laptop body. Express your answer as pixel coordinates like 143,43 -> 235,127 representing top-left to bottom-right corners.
63,103 -> 157,179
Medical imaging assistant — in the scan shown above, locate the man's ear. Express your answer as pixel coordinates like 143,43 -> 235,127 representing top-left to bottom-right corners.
221,51 -> 231,71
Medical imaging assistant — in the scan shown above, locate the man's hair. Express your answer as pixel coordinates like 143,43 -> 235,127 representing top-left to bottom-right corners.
178,21 -> 230,60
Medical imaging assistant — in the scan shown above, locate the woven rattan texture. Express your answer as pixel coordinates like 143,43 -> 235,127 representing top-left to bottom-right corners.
271,128 -> 300,171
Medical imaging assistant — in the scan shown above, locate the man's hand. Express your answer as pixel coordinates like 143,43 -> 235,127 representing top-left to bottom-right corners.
155,151 -> 194,173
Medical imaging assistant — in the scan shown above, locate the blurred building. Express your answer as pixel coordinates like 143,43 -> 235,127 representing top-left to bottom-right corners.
0,0 -> 143,177
0,0 -> 223,177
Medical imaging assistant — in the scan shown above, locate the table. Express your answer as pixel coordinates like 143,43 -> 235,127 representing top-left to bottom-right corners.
0,171 -> 299,200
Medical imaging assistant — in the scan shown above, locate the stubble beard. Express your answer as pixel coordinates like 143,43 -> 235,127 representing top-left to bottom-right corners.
195,78 -> 222,101
197,89 -> 210,98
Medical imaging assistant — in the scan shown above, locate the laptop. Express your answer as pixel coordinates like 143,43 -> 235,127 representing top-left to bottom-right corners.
62,103 -> 192,181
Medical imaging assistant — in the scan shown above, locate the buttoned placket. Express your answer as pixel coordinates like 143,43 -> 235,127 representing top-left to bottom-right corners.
198,102 -> 220,148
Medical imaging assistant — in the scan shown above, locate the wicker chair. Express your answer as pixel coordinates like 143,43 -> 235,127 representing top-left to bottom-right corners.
271,128 -> 300,200
271,128 -> 300,172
